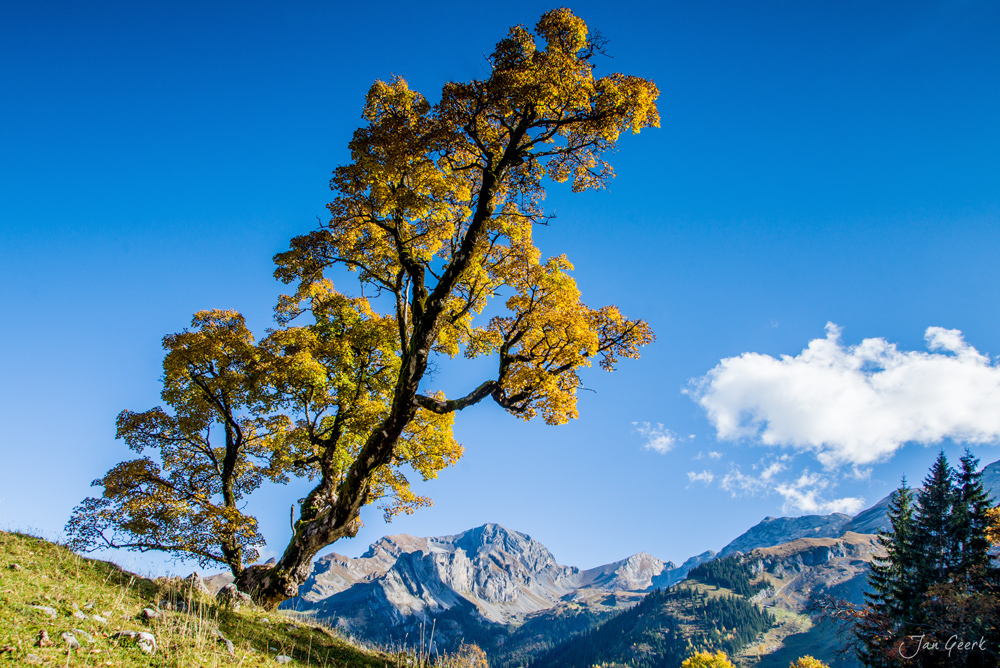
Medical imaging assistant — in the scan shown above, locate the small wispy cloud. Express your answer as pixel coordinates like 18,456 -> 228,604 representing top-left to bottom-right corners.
633,422 -> 678,454
774,471 -> 865,515
720,460 -> 786,497
687,470 -> 715,486
708,451 -> 723,460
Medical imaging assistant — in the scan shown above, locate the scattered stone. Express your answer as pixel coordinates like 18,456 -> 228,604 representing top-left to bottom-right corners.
160,599 -> 189,613
136,632 -> 157,655
216,632 -> 235,656
82,601 -> 95,610
216,584 -> 254,611
113,630 -> 157,654
182,572 -> 210,595
90,614 -> 108,624
71,629 -> 95,644
36,629 -> 52,647
8,563 -> 22,571
142,607 -> 159,620
72,609 -> 88,620
25,654 -> 44,665
261,618 -> 270,624
276,655 -> 293,665
60,632 -> 81,650
30,605 -> 57,619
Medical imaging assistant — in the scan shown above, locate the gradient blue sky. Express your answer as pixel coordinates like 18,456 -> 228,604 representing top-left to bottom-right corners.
2,0 -> 999,575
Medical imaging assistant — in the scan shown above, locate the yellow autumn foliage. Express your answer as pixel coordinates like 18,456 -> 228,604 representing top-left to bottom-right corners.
70,9 -> 658,608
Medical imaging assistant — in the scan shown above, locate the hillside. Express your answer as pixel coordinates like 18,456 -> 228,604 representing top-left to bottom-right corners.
0,531 -> 391,667
529,555 -> 775,668
739,532 -> 884,668
718,513 -> 853,558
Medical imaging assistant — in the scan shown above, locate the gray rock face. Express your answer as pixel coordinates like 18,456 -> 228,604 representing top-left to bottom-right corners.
580,552 -> 673,592
288,523 -> 677,634
719,513 -> 853,557
300,524 -> 585,626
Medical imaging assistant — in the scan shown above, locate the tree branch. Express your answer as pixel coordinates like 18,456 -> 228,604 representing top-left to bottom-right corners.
413,380 -> 498,414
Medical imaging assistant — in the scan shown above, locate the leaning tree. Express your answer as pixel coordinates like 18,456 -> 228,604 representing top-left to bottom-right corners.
68,8 -> 660,608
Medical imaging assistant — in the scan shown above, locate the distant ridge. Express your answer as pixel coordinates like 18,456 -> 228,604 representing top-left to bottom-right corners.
718,513 -> 852,557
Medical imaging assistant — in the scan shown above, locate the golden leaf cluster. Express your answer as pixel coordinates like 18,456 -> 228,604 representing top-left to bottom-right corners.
68,9 -> 657,582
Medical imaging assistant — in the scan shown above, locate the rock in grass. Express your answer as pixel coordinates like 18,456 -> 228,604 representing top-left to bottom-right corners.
142,607 -> 159,620
30,605 -> 57,619
71,609 -> 88,620
35,629 -> 52,647
182,572 -> 210,595
276,655 -> 293,664
160,599 -> 189,613
61,632 -> 81,650
71,629 -> 95,644
216,632 -> 235,656
25,654 -> 44,665
136,632 -> 156,654
90,614 -> 108,624
113,630 -> 157,654
216,584 -> 254,611
8,563 -> 22,571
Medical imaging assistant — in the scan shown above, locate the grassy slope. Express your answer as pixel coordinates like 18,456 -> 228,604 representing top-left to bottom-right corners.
0,531 -> 392,667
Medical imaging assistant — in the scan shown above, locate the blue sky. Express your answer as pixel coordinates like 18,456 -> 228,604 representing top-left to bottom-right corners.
2,0 -> 999,575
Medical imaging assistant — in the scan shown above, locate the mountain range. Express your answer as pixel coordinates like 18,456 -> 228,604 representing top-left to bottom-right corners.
246,457 -> 1000,666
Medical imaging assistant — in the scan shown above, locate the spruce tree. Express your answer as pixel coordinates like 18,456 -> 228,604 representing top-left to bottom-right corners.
914,451 -> 955,589
952,449 -> 994,578
861,479 -> 918,667
852,452 -> 999,668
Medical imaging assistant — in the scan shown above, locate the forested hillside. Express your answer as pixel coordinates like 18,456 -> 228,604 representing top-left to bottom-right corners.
529,556 -> 774,668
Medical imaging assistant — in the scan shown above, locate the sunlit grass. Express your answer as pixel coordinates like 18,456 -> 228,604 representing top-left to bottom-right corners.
0,530 -> 394,667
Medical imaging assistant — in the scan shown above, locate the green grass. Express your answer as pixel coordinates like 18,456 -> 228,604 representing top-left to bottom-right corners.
0,531 -> 393,667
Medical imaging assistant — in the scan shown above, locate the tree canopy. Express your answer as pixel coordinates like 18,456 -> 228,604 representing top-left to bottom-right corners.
844,451 -> 1000,668
67,8 -> 659,608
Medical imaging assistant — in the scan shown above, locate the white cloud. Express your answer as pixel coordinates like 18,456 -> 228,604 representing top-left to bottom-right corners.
719,461 -> 865,515
633,422 -> 677,454
774,471 -> 866,515
689,324 -> 1000,467
708,451 -> 723,460
719,460 -> 786,496
687,470 -> 715,485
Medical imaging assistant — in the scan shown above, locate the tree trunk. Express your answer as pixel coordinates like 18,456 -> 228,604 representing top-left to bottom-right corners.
234,511 -> 363,609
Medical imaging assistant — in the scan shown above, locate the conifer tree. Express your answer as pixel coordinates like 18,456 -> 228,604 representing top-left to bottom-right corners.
914,451 -> 955,588
860,479 -> 917,666
952,450 -> 994,577
849,452 -> 999,668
